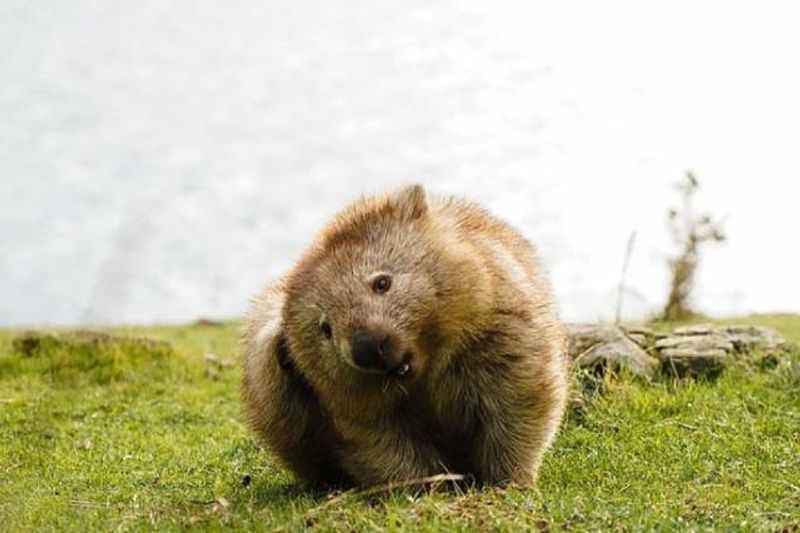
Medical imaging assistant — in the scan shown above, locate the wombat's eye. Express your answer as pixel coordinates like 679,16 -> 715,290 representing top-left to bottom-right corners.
320,321 -> 333,340
372,274 -> 392,294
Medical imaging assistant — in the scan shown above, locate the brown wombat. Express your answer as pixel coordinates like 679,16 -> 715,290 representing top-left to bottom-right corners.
242,184 -> 569,487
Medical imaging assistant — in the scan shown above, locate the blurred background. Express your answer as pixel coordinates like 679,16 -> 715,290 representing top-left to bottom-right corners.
1,1 -> 798,327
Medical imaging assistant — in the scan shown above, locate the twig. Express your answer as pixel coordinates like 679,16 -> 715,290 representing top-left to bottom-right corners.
304,474 -> 465,523
354,473 -> 465,498
667,356 -> 680,379
753,510 -> 793,518
778,479 -> 800,493
70,499 -> 108,509
615,231 -> 637,324
655,420 -> 699,431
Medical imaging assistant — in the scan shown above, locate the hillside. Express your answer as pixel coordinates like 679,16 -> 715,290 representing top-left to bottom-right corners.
1,314 -> 798,531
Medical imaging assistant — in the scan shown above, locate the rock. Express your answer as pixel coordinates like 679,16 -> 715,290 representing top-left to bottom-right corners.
622,324 -> 656,337
672,324 -> 716,336
621,325 -> 657,350
567,324 -> 619,354
660,347 -> 729,377
566,324 -> 659,379
204,352 -> 234,369
653,324 -> 789,377
723,325 -> 789,354
654,334 -> 734,353
626,334 -> 651,350
566,323 -> 791,380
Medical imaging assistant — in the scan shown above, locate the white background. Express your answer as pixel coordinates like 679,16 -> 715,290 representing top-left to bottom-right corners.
1,1 -> 798,326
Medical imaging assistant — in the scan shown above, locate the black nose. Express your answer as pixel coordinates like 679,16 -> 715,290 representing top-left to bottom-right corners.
351,330 -> 393,371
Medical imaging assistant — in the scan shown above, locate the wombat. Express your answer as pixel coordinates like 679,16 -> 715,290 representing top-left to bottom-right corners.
242,184 -> 568,487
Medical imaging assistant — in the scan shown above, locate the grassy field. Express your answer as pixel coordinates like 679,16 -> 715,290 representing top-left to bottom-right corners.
1,314 -> 798,531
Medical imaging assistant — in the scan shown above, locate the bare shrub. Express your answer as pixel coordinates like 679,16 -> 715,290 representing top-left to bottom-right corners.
660,172 -> 726,321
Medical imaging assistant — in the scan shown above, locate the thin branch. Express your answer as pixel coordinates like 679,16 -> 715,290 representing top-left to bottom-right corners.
615,231 -> 637,324
304,473 -> 465,522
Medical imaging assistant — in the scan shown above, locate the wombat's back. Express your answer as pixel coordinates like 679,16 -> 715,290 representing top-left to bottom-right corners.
428,195 -> 564,341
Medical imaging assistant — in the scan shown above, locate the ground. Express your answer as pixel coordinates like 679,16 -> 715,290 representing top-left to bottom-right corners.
1,314 -> 798,531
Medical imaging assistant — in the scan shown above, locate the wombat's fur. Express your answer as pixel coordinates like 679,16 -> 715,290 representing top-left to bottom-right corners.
242,185 -> 568,487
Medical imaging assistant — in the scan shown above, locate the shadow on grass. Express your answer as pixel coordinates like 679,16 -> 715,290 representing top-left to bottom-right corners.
247,479 -> 327,505
235,472 -> 472,519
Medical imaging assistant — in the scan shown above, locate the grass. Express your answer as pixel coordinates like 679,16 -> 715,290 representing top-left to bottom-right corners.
1,315 -> 799,531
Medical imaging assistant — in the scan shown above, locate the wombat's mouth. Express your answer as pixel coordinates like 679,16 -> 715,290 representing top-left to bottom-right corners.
392,362 -> 411,377
340,350 -> 414,379
388,351 -> 414,379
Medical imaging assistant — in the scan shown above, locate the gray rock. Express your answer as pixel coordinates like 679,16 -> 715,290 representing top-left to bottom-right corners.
723,325 -> 789,354
672,324 -> 716,336
654,333 -> 734,353
653,324 -> 789,377
621,325 -> 657,350
567,324 -> 621,355
660,347 -> 729,377
622,325 -> 657,337
566,324 -> 659,379
566,323 -> 791,380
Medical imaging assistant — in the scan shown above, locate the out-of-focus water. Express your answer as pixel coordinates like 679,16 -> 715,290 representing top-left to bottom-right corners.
2,1 -> 798,326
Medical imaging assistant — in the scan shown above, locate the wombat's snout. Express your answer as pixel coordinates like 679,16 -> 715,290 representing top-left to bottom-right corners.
351,329 -> 409,375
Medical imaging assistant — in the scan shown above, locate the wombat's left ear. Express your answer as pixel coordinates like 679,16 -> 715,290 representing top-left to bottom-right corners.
395,184 -> 428,220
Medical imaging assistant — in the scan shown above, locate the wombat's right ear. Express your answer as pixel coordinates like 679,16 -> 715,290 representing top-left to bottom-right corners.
395,184 -> 428,220
246,285 -> 291,373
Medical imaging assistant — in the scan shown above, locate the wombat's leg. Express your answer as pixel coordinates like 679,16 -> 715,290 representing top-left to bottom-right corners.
244,335 -> 349,487
470,360 -> 567,487
338,422 -> 449,486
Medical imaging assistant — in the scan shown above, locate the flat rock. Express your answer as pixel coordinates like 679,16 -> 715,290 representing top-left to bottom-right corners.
622,325 -> 657,338
621,325 -> 656,350
566,324 -> 659,379
723,325 -> 789,354
567,324 -> 622,354
672,324 -> 716,336
654,334 -> 734,353
653,324 -> 789,377
660,347 -> 729,377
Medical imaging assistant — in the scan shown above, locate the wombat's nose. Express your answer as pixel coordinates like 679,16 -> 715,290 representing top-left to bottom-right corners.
351,330 -> 394,371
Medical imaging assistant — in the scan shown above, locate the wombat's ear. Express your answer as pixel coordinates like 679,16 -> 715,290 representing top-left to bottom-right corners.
395,184 -> 428,220
248,285 -> 292,373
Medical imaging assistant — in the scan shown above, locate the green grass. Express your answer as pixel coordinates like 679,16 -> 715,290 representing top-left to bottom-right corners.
1,315 -> 799,531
